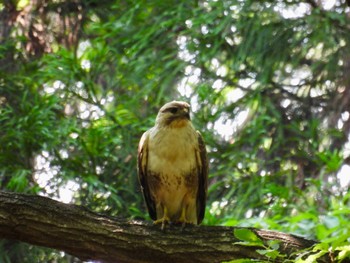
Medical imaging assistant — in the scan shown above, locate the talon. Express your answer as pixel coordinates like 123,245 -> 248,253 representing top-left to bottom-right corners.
177,207 -> 189,227
154,207 -> 170,230
154,216 -> 170,230
162,220 -> 168,230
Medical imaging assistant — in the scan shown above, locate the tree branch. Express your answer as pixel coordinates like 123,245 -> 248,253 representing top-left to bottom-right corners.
305,0 -> 318,9
0,191 -> 329,263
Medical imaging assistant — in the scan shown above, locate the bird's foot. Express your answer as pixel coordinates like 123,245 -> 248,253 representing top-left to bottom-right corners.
177,209 -> 193,229
177,219 -> 195,229
154,216 -> 170,230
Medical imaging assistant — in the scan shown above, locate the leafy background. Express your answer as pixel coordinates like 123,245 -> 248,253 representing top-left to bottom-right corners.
0,0 -> 349,262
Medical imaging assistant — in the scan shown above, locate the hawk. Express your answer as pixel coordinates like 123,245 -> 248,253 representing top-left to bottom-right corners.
137,101 -> 208,229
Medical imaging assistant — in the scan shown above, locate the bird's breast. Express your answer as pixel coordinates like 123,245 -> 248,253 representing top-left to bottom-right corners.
148,125 -> 198,173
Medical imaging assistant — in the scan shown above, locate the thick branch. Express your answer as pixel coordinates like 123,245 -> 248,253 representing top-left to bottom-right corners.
0,191 -> 327,263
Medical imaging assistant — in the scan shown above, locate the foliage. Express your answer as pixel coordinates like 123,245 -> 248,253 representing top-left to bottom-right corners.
229,228 -> 287,262
1,0 -> 350,261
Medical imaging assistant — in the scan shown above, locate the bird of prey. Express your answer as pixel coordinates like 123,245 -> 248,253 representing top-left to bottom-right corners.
137,101 -> 208,229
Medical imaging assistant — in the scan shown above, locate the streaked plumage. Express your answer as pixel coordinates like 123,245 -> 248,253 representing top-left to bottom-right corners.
137,101 -> 208,228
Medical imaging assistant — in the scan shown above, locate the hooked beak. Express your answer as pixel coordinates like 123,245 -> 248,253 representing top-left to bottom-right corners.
181,107 -> 190,120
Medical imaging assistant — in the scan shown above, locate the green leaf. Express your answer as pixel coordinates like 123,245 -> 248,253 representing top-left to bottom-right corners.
234,228 -> 264,247
294,250 -> 328,263
7,169 -> 30,192
223,259 -> 267,263
256,249 -> 281,259
267,240 -> 280,250
336,245 -> 350,261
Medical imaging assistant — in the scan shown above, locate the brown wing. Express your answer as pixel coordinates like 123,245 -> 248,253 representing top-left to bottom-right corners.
137,131 -> 157,220
196,131 -> 208,224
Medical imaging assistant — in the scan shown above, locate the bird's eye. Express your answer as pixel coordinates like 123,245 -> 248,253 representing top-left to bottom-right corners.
168,107 -> 178,114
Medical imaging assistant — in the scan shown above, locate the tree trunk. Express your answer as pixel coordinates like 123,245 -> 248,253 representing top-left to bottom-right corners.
0,191 -> 331,263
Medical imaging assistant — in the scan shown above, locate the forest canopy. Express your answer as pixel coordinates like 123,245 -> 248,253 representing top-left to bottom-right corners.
0,0 -> 350,262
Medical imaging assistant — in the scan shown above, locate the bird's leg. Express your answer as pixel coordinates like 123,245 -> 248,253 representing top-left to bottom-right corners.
154,206 -> 170,230
178,207 -> 189,228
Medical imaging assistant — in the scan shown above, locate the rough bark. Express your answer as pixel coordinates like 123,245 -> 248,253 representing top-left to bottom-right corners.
0,191 -> 330,263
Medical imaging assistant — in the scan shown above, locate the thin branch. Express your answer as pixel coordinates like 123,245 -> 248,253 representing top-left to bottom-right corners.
305,0 -> 318,9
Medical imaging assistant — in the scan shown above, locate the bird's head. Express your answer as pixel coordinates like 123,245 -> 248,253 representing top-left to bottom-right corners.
156,101 -> 191,128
